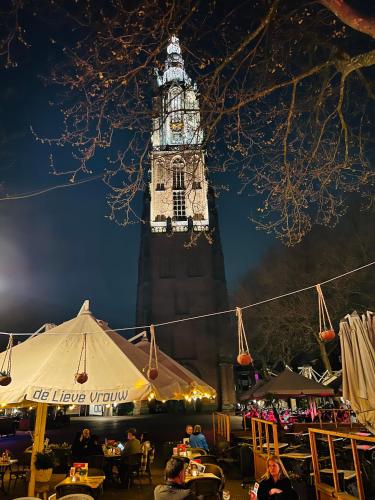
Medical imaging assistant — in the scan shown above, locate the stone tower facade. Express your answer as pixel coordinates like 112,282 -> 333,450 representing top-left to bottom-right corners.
136,35 -> 235,409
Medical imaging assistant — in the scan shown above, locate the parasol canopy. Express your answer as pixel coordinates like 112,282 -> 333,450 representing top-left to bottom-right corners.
239,379 -> 268,402
0,301 -> 192,406
340,311 -> 375,434
135,336 -> 216,400
252,368 -> 334,398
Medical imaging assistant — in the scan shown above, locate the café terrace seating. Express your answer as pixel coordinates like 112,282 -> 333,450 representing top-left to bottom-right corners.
195,454 -> 218,465
56,484 -> 95,499
186,475 -> 222,499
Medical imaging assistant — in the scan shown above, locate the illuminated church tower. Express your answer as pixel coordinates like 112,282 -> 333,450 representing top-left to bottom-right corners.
136,35 -> 235,409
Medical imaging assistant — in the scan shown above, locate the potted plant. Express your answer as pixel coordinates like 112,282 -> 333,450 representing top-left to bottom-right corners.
34,451 -> 54,482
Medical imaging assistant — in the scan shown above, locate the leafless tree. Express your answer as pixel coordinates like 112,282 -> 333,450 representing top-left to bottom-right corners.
234,207 -> 375,371
1,0 -> 374,244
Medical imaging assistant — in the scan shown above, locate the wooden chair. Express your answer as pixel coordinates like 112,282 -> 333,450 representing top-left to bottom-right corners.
60,493 -> 94,500
55,484 -> 94,499
202,464 -> 225,492
195,455 -> 218,465
9,454 -> 31,491
187,476 -> 222,500
190,448 -> 207,456
58,495 -> 93,500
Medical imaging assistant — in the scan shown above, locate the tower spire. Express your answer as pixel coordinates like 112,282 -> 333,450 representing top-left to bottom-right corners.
157,34 -> 191,87
150,34 -> 208,232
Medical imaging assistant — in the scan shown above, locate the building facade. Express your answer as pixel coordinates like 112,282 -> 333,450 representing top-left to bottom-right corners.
136,35 -> 235,409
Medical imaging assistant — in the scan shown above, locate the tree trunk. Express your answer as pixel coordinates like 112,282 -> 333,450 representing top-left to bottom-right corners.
318,340 -> 333,375
320,0 -> 375,39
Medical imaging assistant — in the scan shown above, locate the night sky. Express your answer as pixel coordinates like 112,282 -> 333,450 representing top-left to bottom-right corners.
0,30 -> 276,335
1,1 -> 373,340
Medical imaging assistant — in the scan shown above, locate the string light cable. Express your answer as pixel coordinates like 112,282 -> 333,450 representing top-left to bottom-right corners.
0,260 -> 374,337
0,174 -> 103,202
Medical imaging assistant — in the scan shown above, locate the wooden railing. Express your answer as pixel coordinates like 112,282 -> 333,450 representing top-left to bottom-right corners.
251,417 -> 280,480
212,412 -> 231,445
309,427 -> 375,500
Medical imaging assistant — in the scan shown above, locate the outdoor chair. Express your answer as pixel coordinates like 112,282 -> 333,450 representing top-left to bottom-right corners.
116,452 -> 143,489
320,470 -> 346,491
190,447 -> 207,456
9,454 -> 31,491
187,476 -> 221,499
58,495 -> 94,500
139,445 -> 154,485
56,484 -> 94,499
196,455 -> 218,465
216,445 -> 241,475
127,452 -> 143,488
201,464 -> 225,492
239,444 -> 254,487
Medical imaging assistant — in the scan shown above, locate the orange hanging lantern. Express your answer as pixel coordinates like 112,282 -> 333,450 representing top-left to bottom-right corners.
236,307 -> 253,366
0,335 -> 13,386
237,352 -> 253,366
316,284 -> 336,342
147,367 -> 159,380
146,324 -> 159,380
319,329 -> 335,342
75,333 -> 88,384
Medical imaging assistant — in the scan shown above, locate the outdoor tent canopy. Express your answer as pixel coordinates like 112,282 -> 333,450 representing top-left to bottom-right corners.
239,378 -> 268,402
0,301 -> 194,405
0,300 -> 216,495
135,337 -> 216,400
252,368 -> 334,398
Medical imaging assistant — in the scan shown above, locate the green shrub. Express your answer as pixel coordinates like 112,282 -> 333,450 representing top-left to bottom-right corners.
35,452 -> 54,470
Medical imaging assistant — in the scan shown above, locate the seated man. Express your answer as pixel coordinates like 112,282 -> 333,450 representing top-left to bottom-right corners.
154,457 -> 198,499
119,428 -> 142,487
183,424 -> 193,442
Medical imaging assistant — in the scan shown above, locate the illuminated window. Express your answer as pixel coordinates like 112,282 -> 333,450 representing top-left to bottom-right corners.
172,160 -> 185,189
173,191 -> 186,220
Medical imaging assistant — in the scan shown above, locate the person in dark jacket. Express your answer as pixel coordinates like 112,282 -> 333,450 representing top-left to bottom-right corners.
189,425 -> 209,452
72,428 -> 93,459
183,424 -> 193,441
119,428 -> 142,487
250,455 -> 298,500
154,457 -> 198,499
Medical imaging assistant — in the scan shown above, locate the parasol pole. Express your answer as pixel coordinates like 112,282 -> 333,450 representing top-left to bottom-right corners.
28,402 -> 48,496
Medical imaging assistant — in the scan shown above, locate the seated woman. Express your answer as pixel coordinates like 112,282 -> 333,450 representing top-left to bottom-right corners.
250,455 -> 298,499
189,425 -> 209,452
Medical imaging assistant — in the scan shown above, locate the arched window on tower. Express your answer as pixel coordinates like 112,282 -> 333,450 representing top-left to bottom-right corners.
172,159 -> 185,190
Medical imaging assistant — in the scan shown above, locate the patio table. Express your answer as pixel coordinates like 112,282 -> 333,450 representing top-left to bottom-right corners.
262,442 -> 289,450
280,452 -> 312,459
318,469 -> 356,481
55,474 -> 105,498
343,444 -> 375,451
185,472 -> 220,483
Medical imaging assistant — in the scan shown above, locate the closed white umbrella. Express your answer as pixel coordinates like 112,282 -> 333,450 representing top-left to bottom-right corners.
340,311 -> 375,434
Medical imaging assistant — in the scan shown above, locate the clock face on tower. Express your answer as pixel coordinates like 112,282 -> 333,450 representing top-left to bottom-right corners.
170,120 -> 183,132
